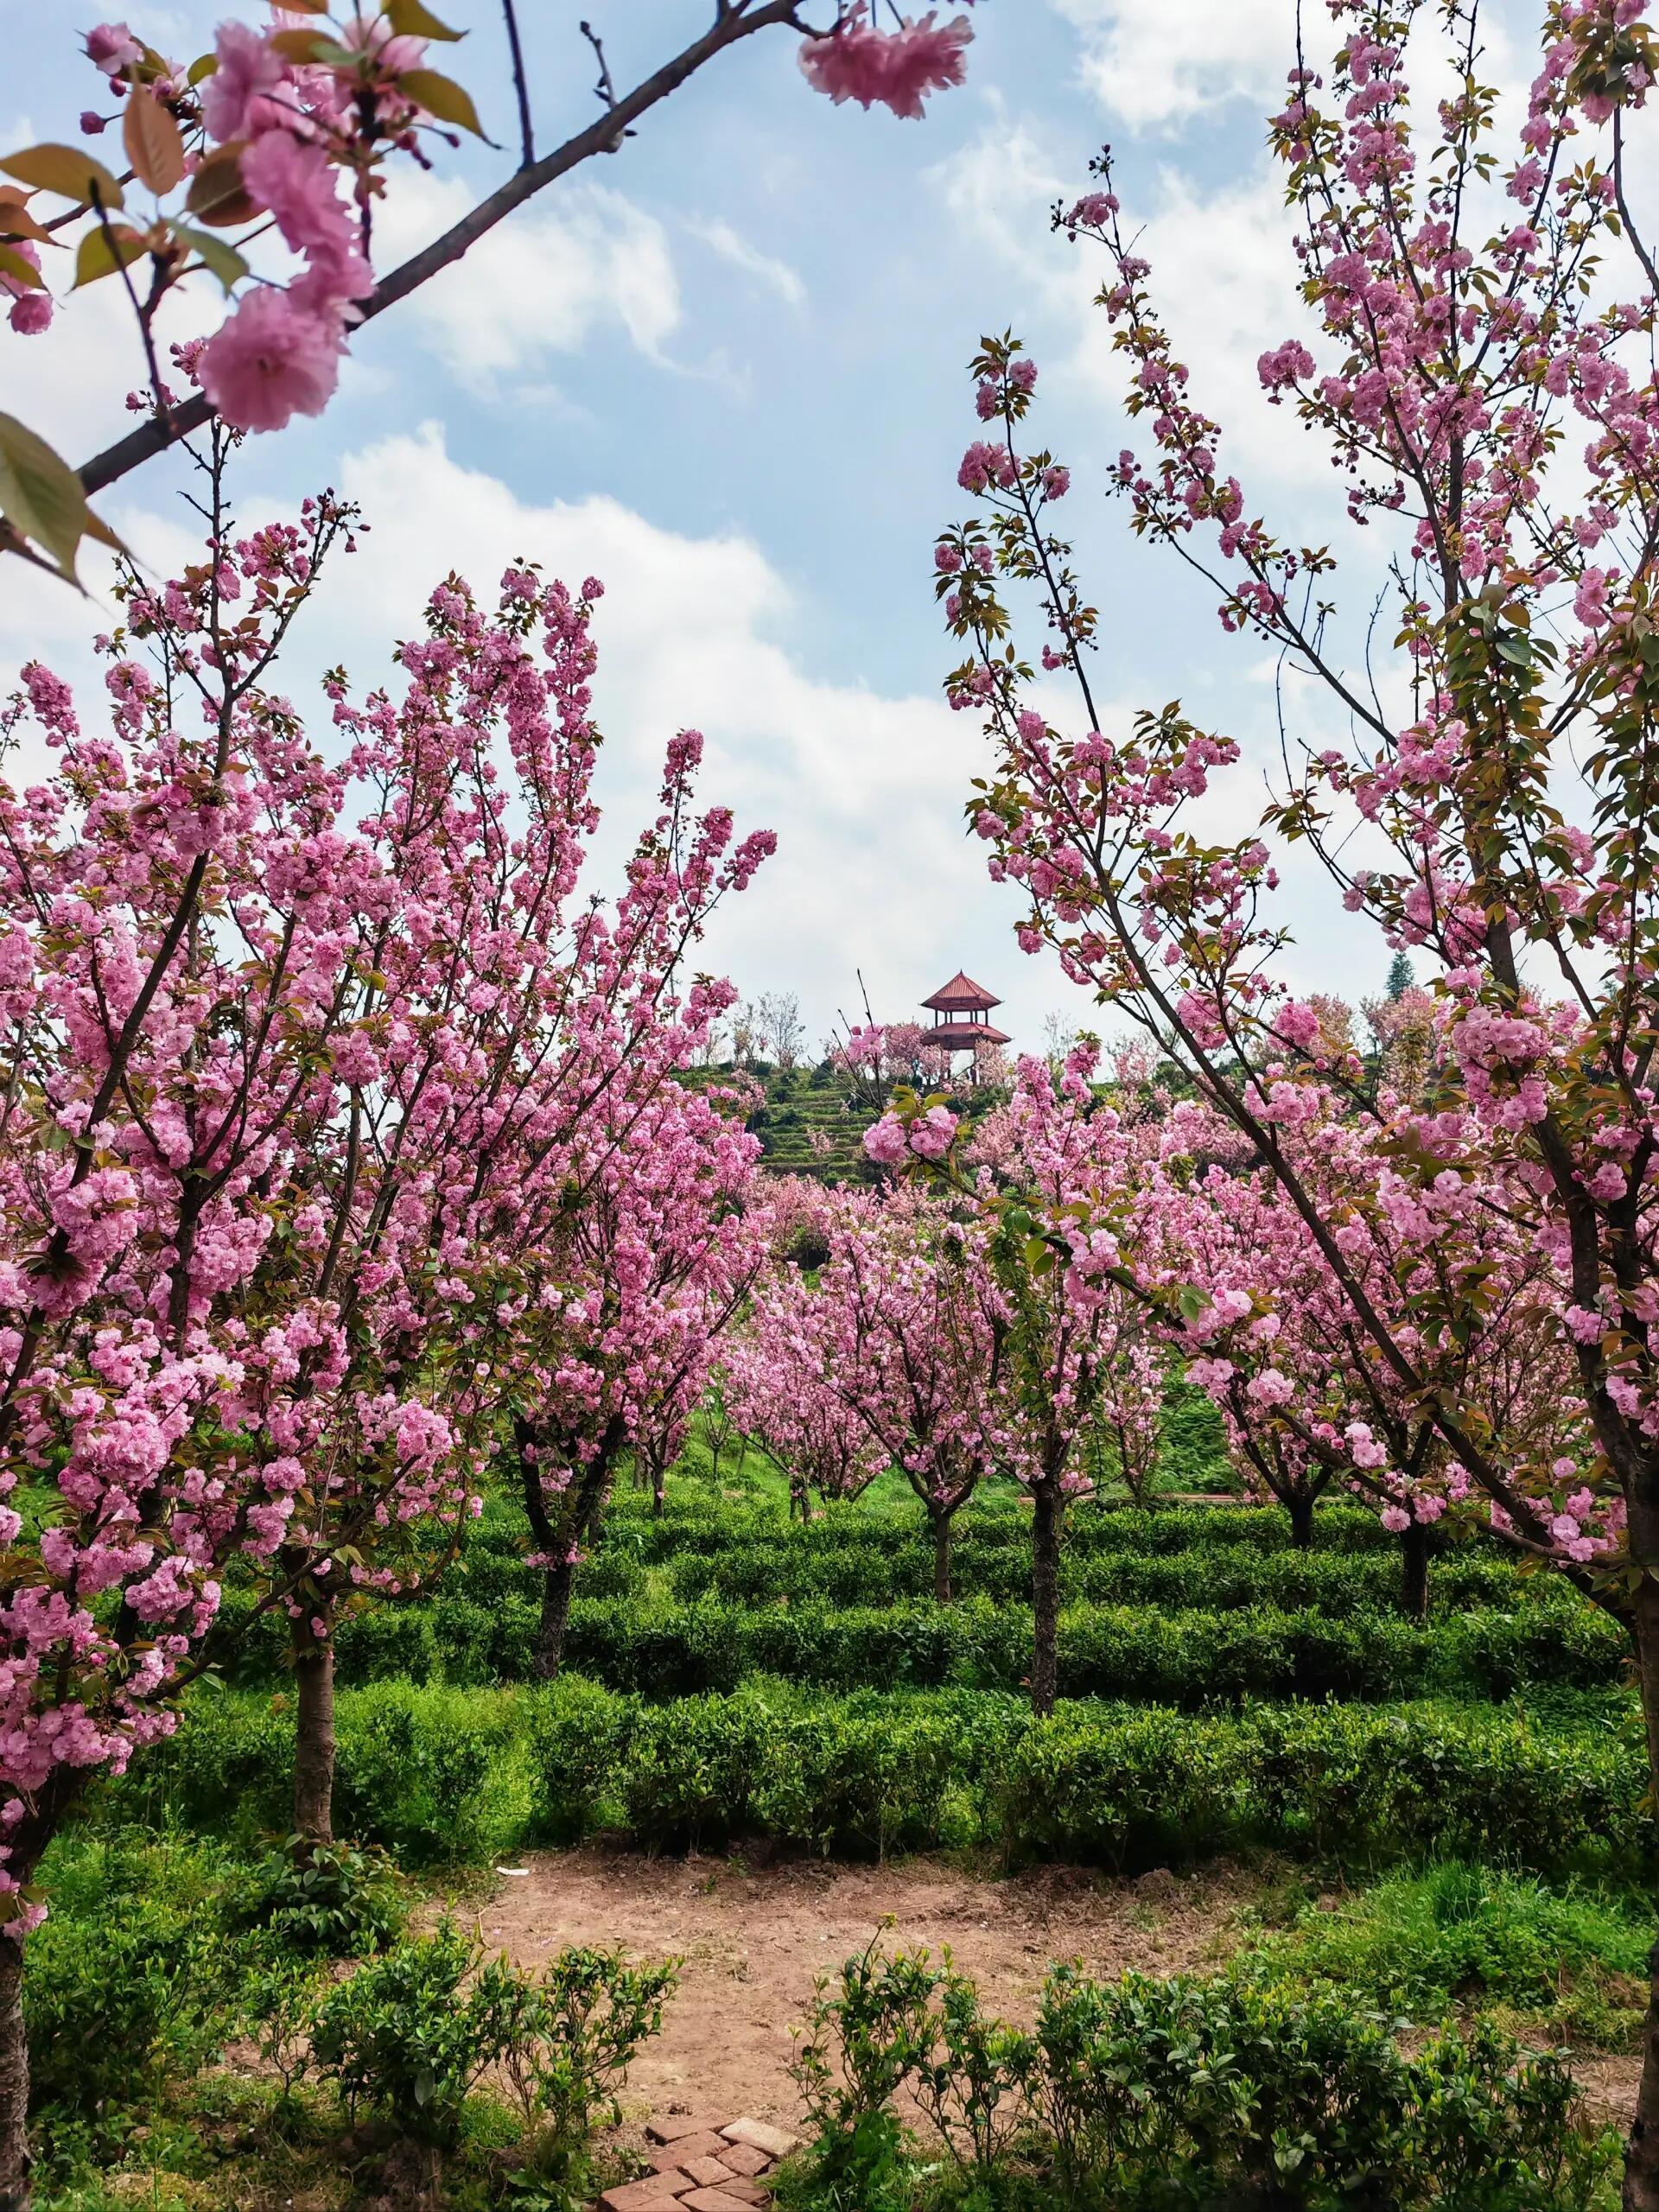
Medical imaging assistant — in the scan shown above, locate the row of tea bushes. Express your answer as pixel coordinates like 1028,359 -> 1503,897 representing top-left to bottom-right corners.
110,1678 -> 1649,1875
435,1522 -> 1545,1615
595,1495 -> 1406,1560
207,1590 -> 1627,1705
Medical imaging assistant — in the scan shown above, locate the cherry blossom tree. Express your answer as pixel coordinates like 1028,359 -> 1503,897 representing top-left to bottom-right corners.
508,1074 -> 765,1675
0,1 -> 988,583
760,1180 -> 1005,1592
729,1208 -> 890,1518
931,0 -> 1659,2190
962,1048 -> 1169,1707
0,404 -> 772,2186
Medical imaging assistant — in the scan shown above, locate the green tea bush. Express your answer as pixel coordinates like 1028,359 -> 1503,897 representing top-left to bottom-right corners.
557,1597 -> 1624,1704
205,1584 -> 1620,1707
310,1920 -> 677,2185
118,1682 -> 1654,1877
25,1833 -> 249,2130
310,1919 -> 536,2146
787,1941 -> 1618,2210
233,1833 -> 409,1957
666,1538 -> 1536,1614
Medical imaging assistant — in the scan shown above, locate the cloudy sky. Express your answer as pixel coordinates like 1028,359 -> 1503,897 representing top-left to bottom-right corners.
0,1 -> 1586,1057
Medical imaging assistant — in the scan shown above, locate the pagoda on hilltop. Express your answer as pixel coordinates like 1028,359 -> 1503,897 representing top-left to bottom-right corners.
922,970 -> 1010,1082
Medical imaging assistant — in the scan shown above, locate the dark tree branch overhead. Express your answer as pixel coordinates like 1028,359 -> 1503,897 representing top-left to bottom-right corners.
76,0 -> 811,499
502,0 -> 535,168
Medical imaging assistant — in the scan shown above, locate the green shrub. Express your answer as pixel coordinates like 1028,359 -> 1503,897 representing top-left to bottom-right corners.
25,1833 -> 248,2133
788,1944 -> 1618,2210
310,1919 -> 536,2147
232,1833 -> 409,1957
328,1680 -> 536,1865
310,1920 -> 677,2183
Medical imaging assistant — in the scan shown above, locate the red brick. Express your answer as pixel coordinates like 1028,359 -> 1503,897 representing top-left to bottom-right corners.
649,2136 -> 727,2171
600,2176 -> 692,2212
720,2120 -> 798,2162
681,2158 -> 737,2188
714,2142 -> 771,2178
647,2115 -> 730,2145
718,2183 -> 772,2205
681,2193 -> 757,2212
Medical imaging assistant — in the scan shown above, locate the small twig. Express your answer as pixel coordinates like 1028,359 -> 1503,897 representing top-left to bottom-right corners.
502,0 -> 535,168
580,18 -> 634,150
1613,110 -> 1659,316
76,0 -> 811,499
89,180 -> 169,430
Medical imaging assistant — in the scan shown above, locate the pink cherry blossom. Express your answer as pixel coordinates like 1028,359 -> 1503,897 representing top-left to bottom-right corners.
197,285 -> 344,432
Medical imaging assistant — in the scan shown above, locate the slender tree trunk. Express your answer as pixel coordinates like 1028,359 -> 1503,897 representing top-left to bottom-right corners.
292,1616 -> 337,1846
0,1939 -> 27,2212
535,1558 -> 575,1681
1624,1576 -> 1659,2212
1030,1481 -> 1065,1717
652,1453 -> 667,1518
1400,1520 -> 1430,1622
932,1506 -> 953,1605
1287,1493 -> 1315,1550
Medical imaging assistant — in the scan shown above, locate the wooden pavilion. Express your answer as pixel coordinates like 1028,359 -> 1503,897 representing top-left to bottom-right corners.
922,970 -> 1010,1082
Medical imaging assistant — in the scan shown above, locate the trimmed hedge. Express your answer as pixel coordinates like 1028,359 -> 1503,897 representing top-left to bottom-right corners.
597,1497 -> 1407,1560
207,1590 -> 1626,1704
658,1539 -> 1541,1612
106,1679 -> 1649,1875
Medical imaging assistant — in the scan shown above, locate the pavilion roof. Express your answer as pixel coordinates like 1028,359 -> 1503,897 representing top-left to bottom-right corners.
922,969 -> 1001,1012
931,1020 -> 1011,1046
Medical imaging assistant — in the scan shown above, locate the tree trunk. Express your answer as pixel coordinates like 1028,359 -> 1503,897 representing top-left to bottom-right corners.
1287,1492 -> 1315,1550
932,1507 -> 953,1605
1624,1578 -> 1659,2211
0,1939 -> 27,2212
1030,1481 -> 1064,1717
1400,1519 -> 1430,1622
535,1558 -> 575,1681
652,1454 -> 667,1518
292,1618 -> 337,1846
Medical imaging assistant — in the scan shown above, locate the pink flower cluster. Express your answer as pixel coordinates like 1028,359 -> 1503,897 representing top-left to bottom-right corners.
798,5 -> 975,119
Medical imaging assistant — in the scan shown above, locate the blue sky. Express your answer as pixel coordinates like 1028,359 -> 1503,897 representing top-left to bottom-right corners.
3,1 -> 1490,1057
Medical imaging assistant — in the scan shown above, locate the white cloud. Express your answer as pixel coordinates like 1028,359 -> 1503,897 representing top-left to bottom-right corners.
0,423 -> 1071,1050
369,173 -> 682,386
683,217 -> 806,308
1051,0 -> 1295,130
320,426 -> 1018,1043
936,123 -> 1328,495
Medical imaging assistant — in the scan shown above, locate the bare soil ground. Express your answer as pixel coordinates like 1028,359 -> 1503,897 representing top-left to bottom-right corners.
471,1847 -> 1262,2136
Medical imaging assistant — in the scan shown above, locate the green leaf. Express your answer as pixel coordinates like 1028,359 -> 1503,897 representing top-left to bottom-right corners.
270,27 -> 338,62
0,245 -> 42,291
73,224 -> 147,289
170,222 -> 249,294
0,144 -> 124,210
187,52 -> 219,86
399,67 -> 487,137
387,0 -> 466,37
1176,1284 -> 1212,1325
0,411 -> 126,582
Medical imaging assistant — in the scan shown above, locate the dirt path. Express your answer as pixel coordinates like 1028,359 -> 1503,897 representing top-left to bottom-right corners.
472,1848 -> 1259,2133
